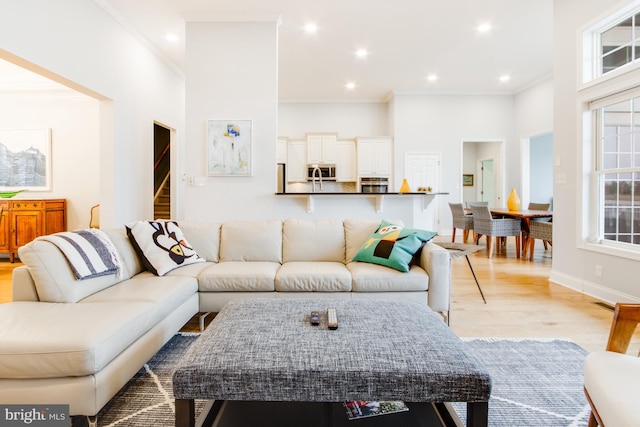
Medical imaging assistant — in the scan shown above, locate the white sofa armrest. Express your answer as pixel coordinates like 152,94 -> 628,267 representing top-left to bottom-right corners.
419,242 -> 451,316
12,266 -> 39,302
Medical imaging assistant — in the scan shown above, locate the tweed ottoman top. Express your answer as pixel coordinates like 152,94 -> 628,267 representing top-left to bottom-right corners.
172,299 -> 491,403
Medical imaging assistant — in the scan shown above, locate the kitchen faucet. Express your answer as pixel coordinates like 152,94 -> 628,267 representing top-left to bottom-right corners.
311,165 -> 323,192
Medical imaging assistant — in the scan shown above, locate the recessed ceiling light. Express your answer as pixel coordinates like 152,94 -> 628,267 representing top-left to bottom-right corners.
477,23 -> 492,33
165,33 -> 179,42
355,49 -> 369,59
426,74 -> 438,82
499,75 -> 511,82
304,23 -> 318,34
345,82 -> 356,90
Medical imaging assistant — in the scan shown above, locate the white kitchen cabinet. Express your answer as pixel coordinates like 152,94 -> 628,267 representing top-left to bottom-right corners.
307,134 -> 337,165
287,140 -> 307,182
276,137 -> 288,164
336,140 -> 357,182
357,137 -> 392,177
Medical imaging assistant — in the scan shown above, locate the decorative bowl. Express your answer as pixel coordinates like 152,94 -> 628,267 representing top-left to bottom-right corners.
0,190 -> 25,198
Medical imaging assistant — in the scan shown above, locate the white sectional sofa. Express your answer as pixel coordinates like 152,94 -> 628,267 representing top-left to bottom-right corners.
0,218 -> 450,424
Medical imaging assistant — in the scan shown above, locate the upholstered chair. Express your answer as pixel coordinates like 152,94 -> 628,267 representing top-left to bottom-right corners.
584,303 -> 640,426
449,203 -> 473,243
470,204 -> 521,258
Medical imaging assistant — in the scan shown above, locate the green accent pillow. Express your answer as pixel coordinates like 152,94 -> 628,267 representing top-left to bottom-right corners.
352,220 -> 437,272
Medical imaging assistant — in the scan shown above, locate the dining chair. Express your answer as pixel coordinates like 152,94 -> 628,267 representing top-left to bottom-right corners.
449,203 -> 474,243
470,204 -> 521,258
465,201 -> 489,208
584,303 -> 640,427
528,202 -> 551,248
527,220 -> 552,260
527,202 -> 550,211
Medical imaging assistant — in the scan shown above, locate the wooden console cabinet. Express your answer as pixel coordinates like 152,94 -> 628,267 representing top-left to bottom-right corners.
0,199 -> 66,262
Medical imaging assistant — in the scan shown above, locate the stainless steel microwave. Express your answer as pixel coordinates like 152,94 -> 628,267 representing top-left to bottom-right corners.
360,177 -> 389,193
307,165 -> 337,181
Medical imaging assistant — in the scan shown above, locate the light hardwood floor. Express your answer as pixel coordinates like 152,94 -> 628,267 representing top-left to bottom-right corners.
0,239 -> 630,353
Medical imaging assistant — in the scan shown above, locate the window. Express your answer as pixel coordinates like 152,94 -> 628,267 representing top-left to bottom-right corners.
591,91 -> 640,248
600,14 -> 640,75
582,3 -> 640,83
582,3 -> 640,257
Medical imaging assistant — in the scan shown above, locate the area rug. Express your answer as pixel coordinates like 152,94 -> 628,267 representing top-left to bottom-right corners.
453,338 -> 591,426
71,335 -> 591,427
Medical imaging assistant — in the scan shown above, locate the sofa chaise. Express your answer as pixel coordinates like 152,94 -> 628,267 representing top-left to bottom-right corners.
0,218 -> 451,425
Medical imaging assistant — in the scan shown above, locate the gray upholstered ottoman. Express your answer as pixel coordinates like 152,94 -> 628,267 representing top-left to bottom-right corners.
172,299 -> 491,427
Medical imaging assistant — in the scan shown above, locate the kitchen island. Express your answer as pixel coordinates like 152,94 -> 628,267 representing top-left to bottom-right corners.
275,192 -> 449,213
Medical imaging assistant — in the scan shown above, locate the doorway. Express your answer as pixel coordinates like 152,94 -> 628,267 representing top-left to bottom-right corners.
478,158 -> 495,206
462,140 -> 504,207
521,132 -> 553,209
154,123 -> 171,219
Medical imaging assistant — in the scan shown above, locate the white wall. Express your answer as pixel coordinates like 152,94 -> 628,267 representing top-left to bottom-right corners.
0,0 -> 185,227
391,94 -> 516,233
515,78 -> 554,139
552,0 -> 640,302
278,102 -> 389,139
0,92 -> 100,230
181,21 -> 420,225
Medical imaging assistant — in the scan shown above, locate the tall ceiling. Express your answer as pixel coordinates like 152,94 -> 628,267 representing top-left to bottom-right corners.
99,0 -> 553,102
0,1 -> 553,100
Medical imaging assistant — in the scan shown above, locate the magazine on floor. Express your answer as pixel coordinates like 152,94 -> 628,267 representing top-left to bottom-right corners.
343,400 -> 409,420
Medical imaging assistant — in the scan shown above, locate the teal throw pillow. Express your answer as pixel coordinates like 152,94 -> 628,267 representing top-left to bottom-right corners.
352,220 -> 437,272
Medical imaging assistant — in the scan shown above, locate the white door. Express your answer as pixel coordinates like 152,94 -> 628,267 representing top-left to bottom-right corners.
478,158 -> 495,207
405,153 -> 441,230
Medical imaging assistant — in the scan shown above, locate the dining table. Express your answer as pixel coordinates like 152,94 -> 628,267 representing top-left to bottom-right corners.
489,208 -> 553,259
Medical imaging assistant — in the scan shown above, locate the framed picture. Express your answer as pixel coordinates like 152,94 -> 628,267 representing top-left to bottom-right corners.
463,174 -> 474,186
207,120 -> 252,176
0,128 -> 51,191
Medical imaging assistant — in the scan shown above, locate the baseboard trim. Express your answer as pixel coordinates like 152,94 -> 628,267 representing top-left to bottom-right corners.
549,269 -> 640,304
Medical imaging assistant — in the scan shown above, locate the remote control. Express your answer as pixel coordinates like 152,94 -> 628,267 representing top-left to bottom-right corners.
327,308 -> 338,330
310,311 -> 320,326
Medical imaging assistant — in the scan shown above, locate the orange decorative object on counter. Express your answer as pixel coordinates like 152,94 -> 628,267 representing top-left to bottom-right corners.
507,188 -> 521,211
399,178 -> 412,193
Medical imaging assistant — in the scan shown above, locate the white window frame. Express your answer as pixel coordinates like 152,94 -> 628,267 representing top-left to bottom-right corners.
579,2 -> 640,261
581,1 -> 640,87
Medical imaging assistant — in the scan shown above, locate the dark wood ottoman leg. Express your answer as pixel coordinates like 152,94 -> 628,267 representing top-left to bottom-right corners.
467,401 -> 488,427
176,399 -> 195,427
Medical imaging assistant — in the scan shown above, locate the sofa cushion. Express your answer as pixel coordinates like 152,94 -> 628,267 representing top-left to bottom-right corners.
276,262 -> 352,291
283,219 -> 345,263
352,220 -> 437,272
197,262 -> 279,292
176,221 -> 222,262
0,301 -> 158,378
347,262 -> 429,292
220,220 -> 282,263
126,220 -> 205,276
79,272 -> 198,319
102,228 -> 144,277
18,239 -> 132,303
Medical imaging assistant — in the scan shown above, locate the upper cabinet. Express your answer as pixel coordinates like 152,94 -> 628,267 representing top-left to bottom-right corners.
287,140 -> 307,182
276,137 -> 288,164
306,133 -> 337,165
357,137 -> 393,177
336,140 -> 357,182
